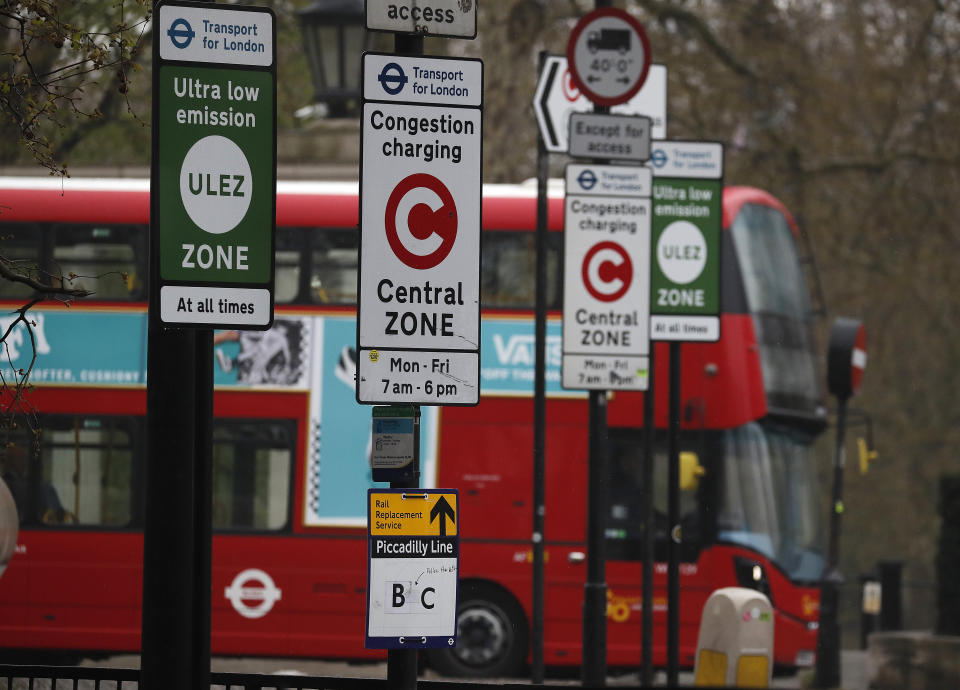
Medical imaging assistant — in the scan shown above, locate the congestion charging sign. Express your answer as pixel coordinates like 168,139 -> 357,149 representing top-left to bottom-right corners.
357,53 -> 483,406
648,141 -> 724,342
562,164 -> 652,391
153,2 -> 276,329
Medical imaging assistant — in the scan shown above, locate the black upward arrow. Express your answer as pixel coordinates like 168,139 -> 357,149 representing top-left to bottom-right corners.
430,496 -> 456,537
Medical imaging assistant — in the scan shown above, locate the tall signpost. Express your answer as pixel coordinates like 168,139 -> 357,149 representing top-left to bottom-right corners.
360,5 -> 479,689
144,3 -> 276,690
647,139 -> 723,685
564,5 -> 652,686
816,318 -> 867,688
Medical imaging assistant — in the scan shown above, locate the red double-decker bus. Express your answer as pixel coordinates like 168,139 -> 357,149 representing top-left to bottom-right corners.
0,176 -> 824,675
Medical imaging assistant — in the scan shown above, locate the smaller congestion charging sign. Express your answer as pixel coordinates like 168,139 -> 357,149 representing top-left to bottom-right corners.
358,53 -> 483,406
648,141 -> 724,342
153,2 -> 276,329
562,164 -> 651,391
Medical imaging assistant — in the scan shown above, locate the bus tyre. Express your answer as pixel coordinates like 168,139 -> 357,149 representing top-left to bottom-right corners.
426,581 -> 528,678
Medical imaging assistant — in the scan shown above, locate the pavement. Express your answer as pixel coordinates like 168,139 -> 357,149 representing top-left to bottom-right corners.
81,650 -> 870,688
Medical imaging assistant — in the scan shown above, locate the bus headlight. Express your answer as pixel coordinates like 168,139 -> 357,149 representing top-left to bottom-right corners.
734,556 -> 772,602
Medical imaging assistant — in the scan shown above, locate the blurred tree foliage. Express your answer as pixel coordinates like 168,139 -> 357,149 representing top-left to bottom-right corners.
0,0 -> 152,174
462,0 -> 959,638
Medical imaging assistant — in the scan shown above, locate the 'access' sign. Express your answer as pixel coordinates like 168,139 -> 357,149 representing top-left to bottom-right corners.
152,1 -> 276,329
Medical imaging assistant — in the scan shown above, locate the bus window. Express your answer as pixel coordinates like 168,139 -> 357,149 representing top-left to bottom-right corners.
481,231 -> 561,308
38,416 -> 135,527
718,422 -> 823,581
0,224 -> 44,299
274,228 -> 304,304
730,204 -> 820,413
52,225 -> 147,300
309,229 -> 358,304
607,429 -> 702,561
212,421 -> 293,531
730,205 -> 810,319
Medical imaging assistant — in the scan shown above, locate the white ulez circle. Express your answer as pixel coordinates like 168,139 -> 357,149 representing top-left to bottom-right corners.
180,135 -> 252,235
656,220 -> 707,285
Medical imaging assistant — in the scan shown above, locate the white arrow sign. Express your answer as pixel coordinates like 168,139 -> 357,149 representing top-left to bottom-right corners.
533,55 -> 665,153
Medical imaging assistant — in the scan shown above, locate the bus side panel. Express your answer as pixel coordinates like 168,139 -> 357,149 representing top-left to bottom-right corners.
438,397 -> 589,545
211,534 -> 383,660
11,532 -> 141,652
606,315 -> 766,431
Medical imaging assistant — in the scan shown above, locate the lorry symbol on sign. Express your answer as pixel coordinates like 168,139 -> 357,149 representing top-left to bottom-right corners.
377,62 -> 408,96
167,18 -> 195,49
582,241 -> 633,302
384,173 -> 458,270
588,29 -> 630,54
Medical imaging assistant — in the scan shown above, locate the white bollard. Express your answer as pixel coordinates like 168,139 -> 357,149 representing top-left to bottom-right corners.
0,477 -> 18,580
693,587 -> 774,688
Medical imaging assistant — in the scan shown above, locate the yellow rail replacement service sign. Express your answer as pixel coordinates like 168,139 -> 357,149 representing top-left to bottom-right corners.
366,489 -> 459,649
369,490 -> 458,537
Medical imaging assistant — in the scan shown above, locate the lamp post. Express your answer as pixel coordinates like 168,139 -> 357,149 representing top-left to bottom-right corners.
297,0 -> 377,118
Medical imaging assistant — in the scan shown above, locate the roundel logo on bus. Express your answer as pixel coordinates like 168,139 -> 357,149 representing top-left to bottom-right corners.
581,241 -> 632,302
224,568 -> 282,619
384,173 -> 458,270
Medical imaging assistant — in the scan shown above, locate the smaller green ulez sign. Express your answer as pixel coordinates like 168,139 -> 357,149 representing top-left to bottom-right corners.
158,65 -> 274,284
650,177 -> 722,315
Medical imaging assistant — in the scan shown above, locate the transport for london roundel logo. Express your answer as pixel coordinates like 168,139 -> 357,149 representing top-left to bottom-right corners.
384,173 -> 458,270
224,568 -> 282,619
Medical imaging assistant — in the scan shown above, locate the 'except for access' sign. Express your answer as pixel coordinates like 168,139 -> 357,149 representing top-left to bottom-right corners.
357,53 -> 483,406
562,164 -> 651,391
568,112 -> 651,162
152,2 -> 276,329
647,141 -> 724,342
366,489 -> 459,649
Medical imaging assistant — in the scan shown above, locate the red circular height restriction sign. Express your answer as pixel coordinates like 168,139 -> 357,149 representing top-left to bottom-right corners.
566,7 -> 651,107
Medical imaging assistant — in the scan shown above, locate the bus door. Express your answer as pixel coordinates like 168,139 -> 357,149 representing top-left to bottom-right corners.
603,427 -> 714,666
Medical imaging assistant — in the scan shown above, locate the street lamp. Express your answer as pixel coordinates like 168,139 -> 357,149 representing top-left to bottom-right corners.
297,0 -> 377,118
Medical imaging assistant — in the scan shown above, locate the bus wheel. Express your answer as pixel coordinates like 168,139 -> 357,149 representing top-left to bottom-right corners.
426,581 -> 527,678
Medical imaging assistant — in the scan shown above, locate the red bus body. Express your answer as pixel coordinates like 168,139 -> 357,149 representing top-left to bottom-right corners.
0,178 -> 824,673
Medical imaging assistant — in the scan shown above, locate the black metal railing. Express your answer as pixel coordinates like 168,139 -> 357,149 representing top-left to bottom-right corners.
0,666 -> 610,690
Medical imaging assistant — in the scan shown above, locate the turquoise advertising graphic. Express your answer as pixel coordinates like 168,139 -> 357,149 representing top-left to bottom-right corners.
4,309 -> 572,524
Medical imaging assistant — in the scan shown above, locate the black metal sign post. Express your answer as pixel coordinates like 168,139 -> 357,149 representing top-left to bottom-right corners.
815,317 -> 867,688
143,3 -> 276,688
389,33 -> 424,690
359,5 -> 482,682
666,342 -> 681,686
641,349 -> 655,687
532,50 -> 549,687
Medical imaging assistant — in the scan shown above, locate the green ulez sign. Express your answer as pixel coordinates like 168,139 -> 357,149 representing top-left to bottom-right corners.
157,66 -> 274,284
152,1 -> 276,330
651,177 -> 721,314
